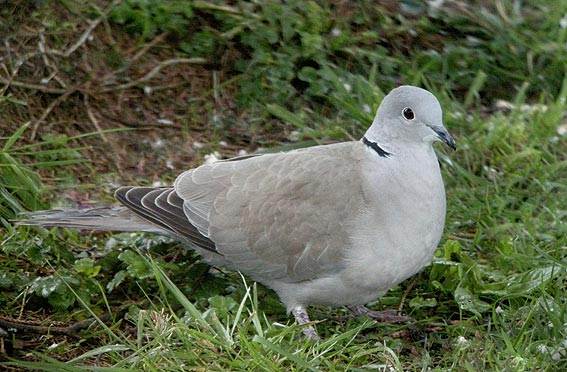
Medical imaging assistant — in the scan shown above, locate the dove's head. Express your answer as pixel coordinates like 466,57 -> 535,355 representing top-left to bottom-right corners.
365,85 -> 456,151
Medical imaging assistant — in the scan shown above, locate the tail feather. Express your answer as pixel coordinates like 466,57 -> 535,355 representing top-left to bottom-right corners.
16,207 -> 167,235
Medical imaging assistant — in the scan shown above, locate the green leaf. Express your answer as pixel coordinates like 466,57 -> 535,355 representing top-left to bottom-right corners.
266,104 -> 307,130
107,270 -> 128,293
74,258 -> 101,278
48,283 -> 76,310
300,32 -> 323,57
208,295 -> 238,319
118,250 -> 153,279
506,265 -> 561,294
409,296 -> 438,309
454,287 -> 491,316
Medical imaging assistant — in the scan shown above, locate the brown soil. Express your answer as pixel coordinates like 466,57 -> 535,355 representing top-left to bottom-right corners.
0,1 -> 288,202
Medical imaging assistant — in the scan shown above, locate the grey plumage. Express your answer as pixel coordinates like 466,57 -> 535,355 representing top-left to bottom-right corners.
18,85 -> 455,339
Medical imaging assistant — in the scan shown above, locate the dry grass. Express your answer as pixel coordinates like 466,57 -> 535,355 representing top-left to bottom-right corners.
0,1 -> 281,188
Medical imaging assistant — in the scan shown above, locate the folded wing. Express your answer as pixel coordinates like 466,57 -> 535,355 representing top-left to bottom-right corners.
174,142 -> 367,282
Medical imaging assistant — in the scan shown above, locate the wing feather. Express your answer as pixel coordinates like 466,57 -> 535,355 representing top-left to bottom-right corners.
115,186 -> 217,252
174,141 -> 367,282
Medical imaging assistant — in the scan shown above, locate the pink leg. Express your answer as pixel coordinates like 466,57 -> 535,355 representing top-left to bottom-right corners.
291,306 -> 319,340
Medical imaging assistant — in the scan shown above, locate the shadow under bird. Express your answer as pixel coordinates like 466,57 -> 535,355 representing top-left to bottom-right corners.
18,85 -> 456,339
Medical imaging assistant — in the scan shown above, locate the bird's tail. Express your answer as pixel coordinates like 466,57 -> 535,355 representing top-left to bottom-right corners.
15,206 -> 166,234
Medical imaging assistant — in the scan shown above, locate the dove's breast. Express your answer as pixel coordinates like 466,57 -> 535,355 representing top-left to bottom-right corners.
270,143 -> 448,309
338,144 -> 447,302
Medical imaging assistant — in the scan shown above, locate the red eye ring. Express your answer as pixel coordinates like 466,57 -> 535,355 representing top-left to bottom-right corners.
402,107 -> 415,120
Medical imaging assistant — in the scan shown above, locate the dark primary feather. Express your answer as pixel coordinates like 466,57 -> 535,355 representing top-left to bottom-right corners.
114,186 -> 216,252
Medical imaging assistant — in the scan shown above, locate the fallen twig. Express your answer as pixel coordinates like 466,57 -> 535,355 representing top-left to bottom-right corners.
48,0 -> 121,58
84,89 -> 109,143
100,57 -> 208,92
30,86 -> 80,140
0,314 -> 114,339
0,76 -> 68,94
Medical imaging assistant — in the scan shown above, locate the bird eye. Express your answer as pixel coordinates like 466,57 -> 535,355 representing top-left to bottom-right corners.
402,107 -> 415,120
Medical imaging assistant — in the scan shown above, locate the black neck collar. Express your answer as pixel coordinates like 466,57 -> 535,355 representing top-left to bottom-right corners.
362,136 -> 392,158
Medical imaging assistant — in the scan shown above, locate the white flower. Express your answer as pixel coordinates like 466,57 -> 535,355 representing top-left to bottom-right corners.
204,152 -> 221,164
456,335 -> 469,347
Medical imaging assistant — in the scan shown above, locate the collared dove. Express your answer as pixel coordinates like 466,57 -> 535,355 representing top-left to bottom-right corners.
18,85 -> 455,339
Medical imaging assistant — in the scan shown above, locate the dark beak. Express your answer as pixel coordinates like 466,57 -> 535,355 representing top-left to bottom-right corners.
431,126 -> 457,151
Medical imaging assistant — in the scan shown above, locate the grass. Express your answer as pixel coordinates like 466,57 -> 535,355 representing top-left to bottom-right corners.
1,0 -> 567,370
